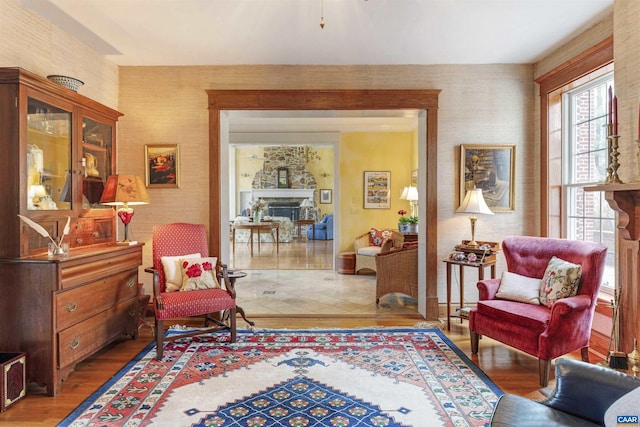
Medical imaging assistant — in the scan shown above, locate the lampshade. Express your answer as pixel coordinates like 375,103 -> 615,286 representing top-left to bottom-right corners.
405,186 -> 418,202
300,199 -> 313,207
457,188 -> 494,215
399,187 -> 409,200
99,175 -> 150,206
457,188 -> 493,247
99,175 -> 150,243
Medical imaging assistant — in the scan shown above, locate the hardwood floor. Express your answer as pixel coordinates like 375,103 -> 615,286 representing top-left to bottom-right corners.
0,239 -> 589,425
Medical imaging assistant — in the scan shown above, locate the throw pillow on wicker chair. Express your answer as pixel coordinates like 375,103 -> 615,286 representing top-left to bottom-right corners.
369,228 -> 394,246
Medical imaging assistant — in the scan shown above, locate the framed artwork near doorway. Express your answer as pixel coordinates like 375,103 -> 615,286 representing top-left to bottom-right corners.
459,144 -> 515,211
145,144 -> 180,188
363,171 -> 390,209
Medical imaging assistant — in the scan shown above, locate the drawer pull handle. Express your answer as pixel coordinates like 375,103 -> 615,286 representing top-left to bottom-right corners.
127,278 -> 136,288
68,338 -> 80,350
129,309 -> 136,317
66,302 -> 78,312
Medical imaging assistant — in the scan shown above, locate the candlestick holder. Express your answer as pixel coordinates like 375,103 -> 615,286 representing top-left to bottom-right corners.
628,339 -> 640,377
606,135 -> 623,184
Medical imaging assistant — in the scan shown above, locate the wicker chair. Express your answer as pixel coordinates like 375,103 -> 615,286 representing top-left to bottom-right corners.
353,229 -> 404,274
374,243 -> 418,304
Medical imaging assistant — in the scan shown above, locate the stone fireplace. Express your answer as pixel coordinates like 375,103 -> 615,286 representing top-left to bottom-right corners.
249,146 -> 319,220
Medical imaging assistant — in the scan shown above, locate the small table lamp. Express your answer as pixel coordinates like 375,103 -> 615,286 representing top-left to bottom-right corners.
457,187 -> 493,247
300,198 -> 313,219
400,186 -> 419,217
99,175 -> 150,243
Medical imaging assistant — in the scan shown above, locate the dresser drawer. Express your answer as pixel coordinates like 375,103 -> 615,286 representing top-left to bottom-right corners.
60,252 -> 142,290
58,298 -> 138,369
56,270 -> 138,331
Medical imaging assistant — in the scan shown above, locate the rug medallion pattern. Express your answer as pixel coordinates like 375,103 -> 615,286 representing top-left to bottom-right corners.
60,328 -> 502,426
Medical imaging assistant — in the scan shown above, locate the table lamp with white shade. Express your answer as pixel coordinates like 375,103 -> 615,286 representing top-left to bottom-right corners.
457,187 -> 493,247
300,198 -> 314,219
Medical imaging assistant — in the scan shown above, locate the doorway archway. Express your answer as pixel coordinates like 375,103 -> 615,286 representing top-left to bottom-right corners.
207,89 -> 439,320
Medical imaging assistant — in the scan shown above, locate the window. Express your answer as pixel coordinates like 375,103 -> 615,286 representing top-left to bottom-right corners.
563,73 -> 616,289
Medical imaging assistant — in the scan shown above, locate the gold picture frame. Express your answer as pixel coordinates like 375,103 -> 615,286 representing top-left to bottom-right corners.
145,144 -> 180,188
459,144 -> 515,212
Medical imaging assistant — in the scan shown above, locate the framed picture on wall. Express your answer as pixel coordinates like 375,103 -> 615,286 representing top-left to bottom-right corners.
363,171 -> 391,209
320,189 -> 332,204
145,144 -> 180,188
277,167 -> 289,188
459,144 -> 515,211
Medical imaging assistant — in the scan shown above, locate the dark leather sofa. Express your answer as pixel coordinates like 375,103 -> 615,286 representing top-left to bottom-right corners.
490,358 -> 640,426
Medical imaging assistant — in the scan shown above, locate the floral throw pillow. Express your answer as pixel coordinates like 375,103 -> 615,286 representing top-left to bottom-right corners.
180,257 -> 220,291
369,228 -> 393,247
161,253 -> 201,292
539,256 -> 582,308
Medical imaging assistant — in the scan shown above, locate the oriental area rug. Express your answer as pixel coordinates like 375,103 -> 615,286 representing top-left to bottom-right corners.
59,328 -> 502,427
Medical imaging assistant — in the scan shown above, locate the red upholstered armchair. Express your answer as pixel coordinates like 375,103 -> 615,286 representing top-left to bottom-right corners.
469,236 -> 607,386
147,223 -> 236,359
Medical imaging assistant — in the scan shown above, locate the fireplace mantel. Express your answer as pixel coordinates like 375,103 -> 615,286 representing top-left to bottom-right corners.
252,189 -> 315,200
585,182 -> 640,355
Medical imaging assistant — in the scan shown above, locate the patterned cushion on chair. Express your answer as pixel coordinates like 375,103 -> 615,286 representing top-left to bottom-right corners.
369,228 -> 393,246
155,288 -> 235,320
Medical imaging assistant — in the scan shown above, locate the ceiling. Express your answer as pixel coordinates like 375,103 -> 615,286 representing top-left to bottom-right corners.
20,0 -> 612,67
18,0 -> 613,132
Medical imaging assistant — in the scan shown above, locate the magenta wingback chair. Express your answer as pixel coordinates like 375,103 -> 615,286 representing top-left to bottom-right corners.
148,223 -> 236,359
469,236 -> 607,386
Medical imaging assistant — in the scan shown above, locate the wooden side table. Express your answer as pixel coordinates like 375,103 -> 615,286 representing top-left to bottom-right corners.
227,271 -> 254,326
401,232 -> 418,242
296,219 -> 315,240
443,257 -> 496,331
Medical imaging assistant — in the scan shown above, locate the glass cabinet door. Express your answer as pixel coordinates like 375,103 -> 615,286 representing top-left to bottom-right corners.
82,117 -> 113,209
26,98 -> 72,211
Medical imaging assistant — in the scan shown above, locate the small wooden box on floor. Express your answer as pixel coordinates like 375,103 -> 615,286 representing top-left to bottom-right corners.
0,353 -> 26,412
338,252 -> 356,274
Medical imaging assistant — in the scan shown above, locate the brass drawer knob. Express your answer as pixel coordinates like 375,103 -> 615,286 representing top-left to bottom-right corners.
68,338 -> 80,350
127,278 -> 135,288
66,302 -> 78,312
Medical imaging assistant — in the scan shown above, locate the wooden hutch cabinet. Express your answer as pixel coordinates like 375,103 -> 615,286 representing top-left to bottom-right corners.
0,68 -> 142,396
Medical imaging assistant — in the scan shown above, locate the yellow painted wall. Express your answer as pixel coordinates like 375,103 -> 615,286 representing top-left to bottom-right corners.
338,132 -> 415,252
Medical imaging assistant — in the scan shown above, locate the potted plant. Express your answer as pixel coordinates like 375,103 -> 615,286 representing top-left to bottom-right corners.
398,210 -> 418,233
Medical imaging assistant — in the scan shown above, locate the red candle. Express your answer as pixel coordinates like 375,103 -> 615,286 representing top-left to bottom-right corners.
613,95 -> 618,135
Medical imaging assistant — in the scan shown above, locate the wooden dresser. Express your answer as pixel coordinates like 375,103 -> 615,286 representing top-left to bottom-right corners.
0,244 -> 142,396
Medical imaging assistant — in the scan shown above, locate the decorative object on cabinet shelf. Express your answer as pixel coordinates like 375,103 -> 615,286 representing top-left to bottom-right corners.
99,175 -> 150,244
456,188 -> 494,247
145,144 -> 180,188
46,75 -> 84,92
18,215 -> 70,256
